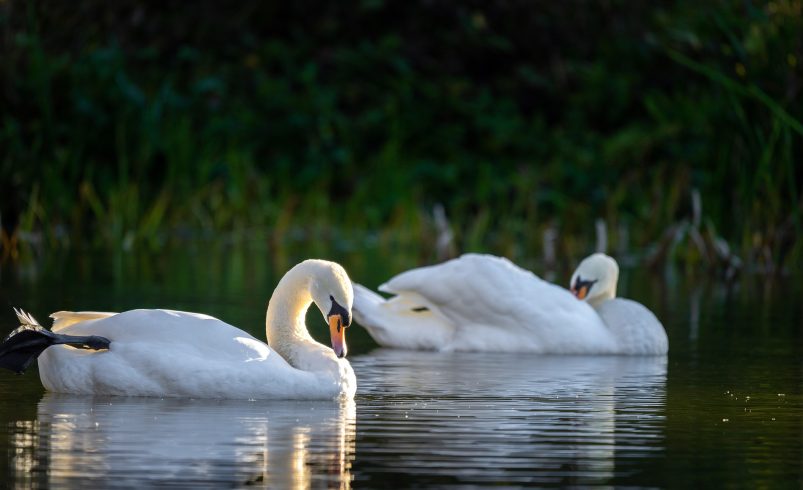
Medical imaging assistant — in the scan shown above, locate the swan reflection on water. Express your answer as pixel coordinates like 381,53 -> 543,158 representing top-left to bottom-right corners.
12,395 -> 356,488
9,351 -> 666,487
351,350 -> 668,486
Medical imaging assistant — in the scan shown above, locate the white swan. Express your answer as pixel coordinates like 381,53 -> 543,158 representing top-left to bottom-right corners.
0,259 -> 357,399
352,253 -> 667,354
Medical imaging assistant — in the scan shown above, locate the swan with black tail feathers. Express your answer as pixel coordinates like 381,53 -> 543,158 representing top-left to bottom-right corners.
0,259 -> 357,399
353,253 -> 667,355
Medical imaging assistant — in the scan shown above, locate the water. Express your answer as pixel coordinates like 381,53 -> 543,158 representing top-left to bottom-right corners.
12,396 -> 355,488
0,247 -> 801,488
352,351 -> 667,487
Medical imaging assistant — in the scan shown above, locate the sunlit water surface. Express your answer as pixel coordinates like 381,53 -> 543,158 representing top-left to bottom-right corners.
0,248 -> 801,487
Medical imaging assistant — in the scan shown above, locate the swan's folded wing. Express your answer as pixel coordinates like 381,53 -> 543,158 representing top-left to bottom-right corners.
379,254 -> 569,332
50,311 -> 118,332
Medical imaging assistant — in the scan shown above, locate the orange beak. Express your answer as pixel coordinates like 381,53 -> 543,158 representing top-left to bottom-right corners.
571,285 -> 589,300
329,314 -> 347,358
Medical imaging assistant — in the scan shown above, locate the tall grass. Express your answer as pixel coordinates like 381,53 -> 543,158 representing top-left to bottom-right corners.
1,1 -> 800,272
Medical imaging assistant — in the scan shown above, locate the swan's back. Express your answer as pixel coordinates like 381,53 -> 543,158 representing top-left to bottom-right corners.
595,299 -> 668,355
57,309 -> 263,361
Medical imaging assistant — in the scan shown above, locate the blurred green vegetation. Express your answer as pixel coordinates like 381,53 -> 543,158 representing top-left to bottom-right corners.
1,1 -> 801,272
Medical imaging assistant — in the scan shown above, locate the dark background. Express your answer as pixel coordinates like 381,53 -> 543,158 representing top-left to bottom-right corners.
1,0 -> 801,271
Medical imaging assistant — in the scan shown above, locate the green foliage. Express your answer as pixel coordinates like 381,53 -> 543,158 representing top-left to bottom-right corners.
0,1 -> 800,270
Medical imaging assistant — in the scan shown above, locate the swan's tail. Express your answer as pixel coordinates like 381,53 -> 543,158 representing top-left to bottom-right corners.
352,283 -> 388,333
0,308 -> 111,374
352,284 -> 454,350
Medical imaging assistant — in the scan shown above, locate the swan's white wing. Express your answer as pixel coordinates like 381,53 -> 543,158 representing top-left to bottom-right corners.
378,254 -> 615,353
595,299 -> 668,355
50,311 -> 117,331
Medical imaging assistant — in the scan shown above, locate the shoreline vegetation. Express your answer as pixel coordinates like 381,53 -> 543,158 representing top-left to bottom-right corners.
1,2 -> 801,274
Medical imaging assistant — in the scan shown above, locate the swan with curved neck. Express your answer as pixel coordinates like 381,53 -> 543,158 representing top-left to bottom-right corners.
0,259 -> 357,399
352,253 -> 667,354
266,259 -> 353,362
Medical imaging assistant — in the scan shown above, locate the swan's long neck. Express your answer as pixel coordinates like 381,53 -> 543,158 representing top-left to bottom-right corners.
266,264 -> 316,364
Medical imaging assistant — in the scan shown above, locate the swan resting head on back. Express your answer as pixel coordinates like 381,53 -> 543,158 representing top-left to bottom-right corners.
351,252 -> 667,355
569,253 -> 668,355
569,253 -> 619,307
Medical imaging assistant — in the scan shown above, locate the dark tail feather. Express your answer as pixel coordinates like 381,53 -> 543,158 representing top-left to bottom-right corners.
0,309 -> 110,374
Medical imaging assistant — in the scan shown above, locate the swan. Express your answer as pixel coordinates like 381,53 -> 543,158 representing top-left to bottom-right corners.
0,259 -> 357,399
352,253 -> 667,354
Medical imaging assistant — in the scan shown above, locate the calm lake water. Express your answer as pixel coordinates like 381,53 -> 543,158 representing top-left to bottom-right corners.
0,246 -> 801,488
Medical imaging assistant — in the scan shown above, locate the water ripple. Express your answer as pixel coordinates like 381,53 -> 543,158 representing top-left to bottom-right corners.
350,350 -> 667,487
8,395 -> 356,488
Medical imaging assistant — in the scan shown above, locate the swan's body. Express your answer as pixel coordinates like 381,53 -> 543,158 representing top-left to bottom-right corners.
353,253 -> 667,355
3,260 -> 357,400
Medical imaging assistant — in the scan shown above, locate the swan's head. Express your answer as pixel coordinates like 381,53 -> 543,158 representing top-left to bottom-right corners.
309,261 -> 354,358
569,253 -> 619,307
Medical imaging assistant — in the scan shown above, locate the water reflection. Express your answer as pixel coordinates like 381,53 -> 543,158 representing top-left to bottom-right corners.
12,394 -> 355,488
352,350 -> 667,486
